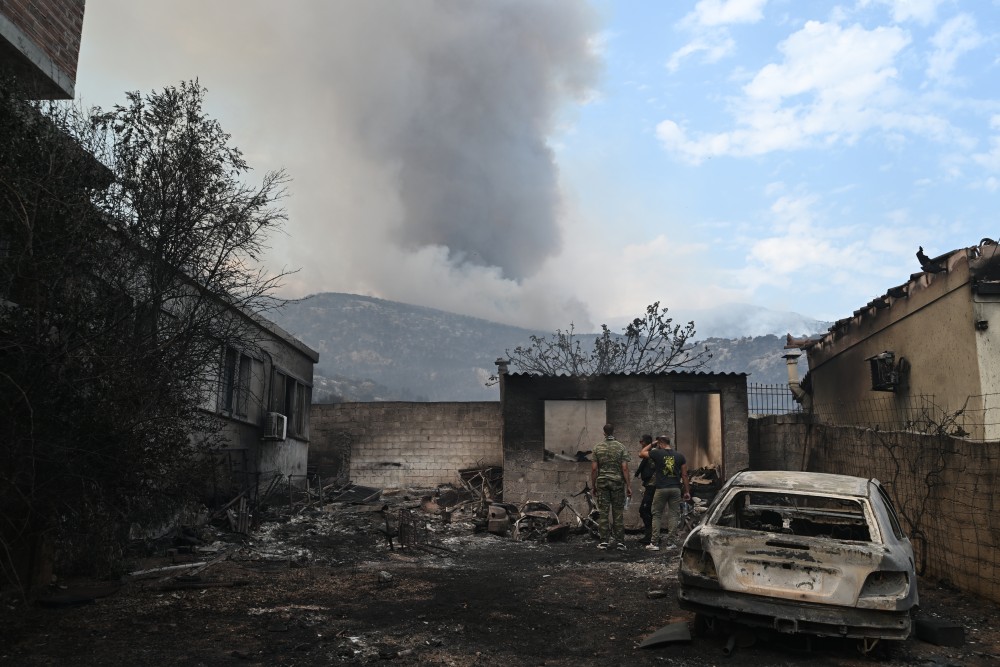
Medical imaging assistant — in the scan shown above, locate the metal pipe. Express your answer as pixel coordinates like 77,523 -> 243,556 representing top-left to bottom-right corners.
783,350 -> 812,410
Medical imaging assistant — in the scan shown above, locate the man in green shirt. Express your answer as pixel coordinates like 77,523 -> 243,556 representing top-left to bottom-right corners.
590,423 -> 632,550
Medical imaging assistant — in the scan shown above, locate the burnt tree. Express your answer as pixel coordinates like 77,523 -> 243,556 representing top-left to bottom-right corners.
502,301 -> 711,377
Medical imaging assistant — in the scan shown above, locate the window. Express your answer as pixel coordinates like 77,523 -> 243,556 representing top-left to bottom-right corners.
219,346 -> 256,419
876,483 -> 905,540
271,369 -> 310,438
867,351 -> 900,392
543,400 -> 606,459
717,491 -> 872,542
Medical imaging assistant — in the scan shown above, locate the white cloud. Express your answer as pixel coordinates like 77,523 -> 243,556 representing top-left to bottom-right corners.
522,197 -> 753,331
770,207 -> 974,319
668,0 -> 767,71
972,138 -> 1000,172
734,190 -> 921,305
860,0 -> 945,25
658,21 -> 924,161
687,0 -> 768,27
665,33 -> 735,72
970,115 -> 1000,171
744,22 -> 906,100
926,14 -> 983,83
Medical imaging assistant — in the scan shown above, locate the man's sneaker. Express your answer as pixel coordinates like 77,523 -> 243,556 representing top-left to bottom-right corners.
645,543 -> 661,551
597,542 -> 609,550
616,542 -> 627,552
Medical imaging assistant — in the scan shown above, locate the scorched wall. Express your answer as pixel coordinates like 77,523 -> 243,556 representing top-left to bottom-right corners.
310,402 -> 501,489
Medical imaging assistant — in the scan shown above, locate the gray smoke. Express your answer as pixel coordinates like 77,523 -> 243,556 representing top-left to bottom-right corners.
77,0 -> 601,328
323,1 -> 598,279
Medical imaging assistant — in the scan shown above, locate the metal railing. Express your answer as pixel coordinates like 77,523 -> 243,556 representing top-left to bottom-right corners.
747,383 -> 802,416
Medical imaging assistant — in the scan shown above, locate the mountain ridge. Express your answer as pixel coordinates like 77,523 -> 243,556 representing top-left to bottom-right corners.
271,292 -> 827,402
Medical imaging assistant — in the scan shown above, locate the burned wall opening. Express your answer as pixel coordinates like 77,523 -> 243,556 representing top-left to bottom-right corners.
499,372 -> 749,518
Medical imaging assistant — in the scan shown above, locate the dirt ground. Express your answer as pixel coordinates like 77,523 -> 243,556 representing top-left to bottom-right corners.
3,489 -> 999,666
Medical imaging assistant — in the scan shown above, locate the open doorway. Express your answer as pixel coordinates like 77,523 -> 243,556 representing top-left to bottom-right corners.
675,392 -> 723,473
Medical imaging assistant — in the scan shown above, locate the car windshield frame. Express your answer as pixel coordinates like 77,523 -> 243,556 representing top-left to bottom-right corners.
707,487 -> 882,544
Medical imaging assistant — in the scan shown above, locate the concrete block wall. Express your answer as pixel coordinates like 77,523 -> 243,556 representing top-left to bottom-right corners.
751,415 -> 1000,604
310,402 -> 501,489
503,449 -> 594,517
747,413 -> 813,471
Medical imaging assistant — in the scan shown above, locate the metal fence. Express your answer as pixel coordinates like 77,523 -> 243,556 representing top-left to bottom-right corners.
747,383 -> 802,416
748,386 -> 1000,442
810,393 -> 1000,441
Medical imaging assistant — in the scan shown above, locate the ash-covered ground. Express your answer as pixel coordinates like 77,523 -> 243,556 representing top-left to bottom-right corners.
3,485 -> 998,666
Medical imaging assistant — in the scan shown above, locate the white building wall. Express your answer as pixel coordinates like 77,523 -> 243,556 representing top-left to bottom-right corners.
973,296 -> 1000,439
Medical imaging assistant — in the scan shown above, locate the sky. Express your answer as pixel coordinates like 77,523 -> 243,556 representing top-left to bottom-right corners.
74,0 -> 1000,335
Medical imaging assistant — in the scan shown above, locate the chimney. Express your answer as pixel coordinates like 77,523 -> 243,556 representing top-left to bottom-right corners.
783,350 -> 812,410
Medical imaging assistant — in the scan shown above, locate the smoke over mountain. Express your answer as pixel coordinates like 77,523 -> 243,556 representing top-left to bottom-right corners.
677,303 -> 831,340
79,0 -> 602,328
326,2 -> 599,281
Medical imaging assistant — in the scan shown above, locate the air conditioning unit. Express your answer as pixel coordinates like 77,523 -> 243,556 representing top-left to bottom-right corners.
263,412 -> 287,440
867,351 -> 906,392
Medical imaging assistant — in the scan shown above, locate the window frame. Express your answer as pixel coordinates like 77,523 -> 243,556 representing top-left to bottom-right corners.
218,345 -> 258,421
270,368 -> 310,439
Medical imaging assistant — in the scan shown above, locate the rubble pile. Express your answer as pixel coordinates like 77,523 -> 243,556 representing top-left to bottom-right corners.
125,466 -> 613,588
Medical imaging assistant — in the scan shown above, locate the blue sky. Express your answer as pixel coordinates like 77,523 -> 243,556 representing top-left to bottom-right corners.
75,1 -> 1000,335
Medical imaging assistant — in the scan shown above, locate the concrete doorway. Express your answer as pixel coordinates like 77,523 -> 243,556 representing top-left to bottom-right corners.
675,392 -> 723,473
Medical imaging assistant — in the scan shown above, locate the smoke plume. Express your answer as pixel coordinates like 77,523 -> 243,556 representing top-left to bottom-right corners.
79,0 -> 601,328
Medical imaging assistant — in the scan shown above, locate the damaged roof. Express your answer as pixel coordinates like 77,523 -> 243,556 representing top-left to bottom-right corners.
786,238 -> 1000,352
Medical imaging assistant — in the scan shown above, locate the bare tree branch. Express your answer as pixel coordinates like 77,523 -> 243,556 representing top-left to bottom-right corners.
498,301 -> 712,378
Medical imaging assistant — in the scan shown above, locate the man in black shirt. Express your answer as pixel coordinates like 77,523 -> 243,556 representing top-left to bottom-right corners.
634,434 -> 655,545
640,435 -> 691,551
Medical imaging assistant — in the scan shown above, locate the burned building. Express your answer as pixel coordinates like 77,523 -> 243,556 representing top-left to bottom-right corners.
496,367 -> 749,521
786,239 -> 1000,440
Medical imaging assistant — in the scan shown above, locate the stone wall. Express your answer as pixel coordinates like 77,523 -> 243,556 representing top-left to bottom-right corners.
310,402 -> 501,489
751,414 -> 1000,604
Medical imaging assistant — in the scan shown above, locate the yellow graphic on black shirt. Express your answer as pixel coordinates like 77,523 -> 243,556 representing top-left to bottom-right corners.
660,455 -> 676,477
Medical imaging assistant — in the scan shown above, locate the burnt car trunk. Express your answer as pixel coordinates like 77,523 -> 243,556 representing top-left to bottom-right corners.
703,526 -> 910,601
678,472 -> 918,642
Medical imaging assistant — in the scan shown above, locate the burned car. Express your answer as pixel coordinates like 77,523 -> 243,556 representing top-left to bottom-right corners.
678,471 -> 918,647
